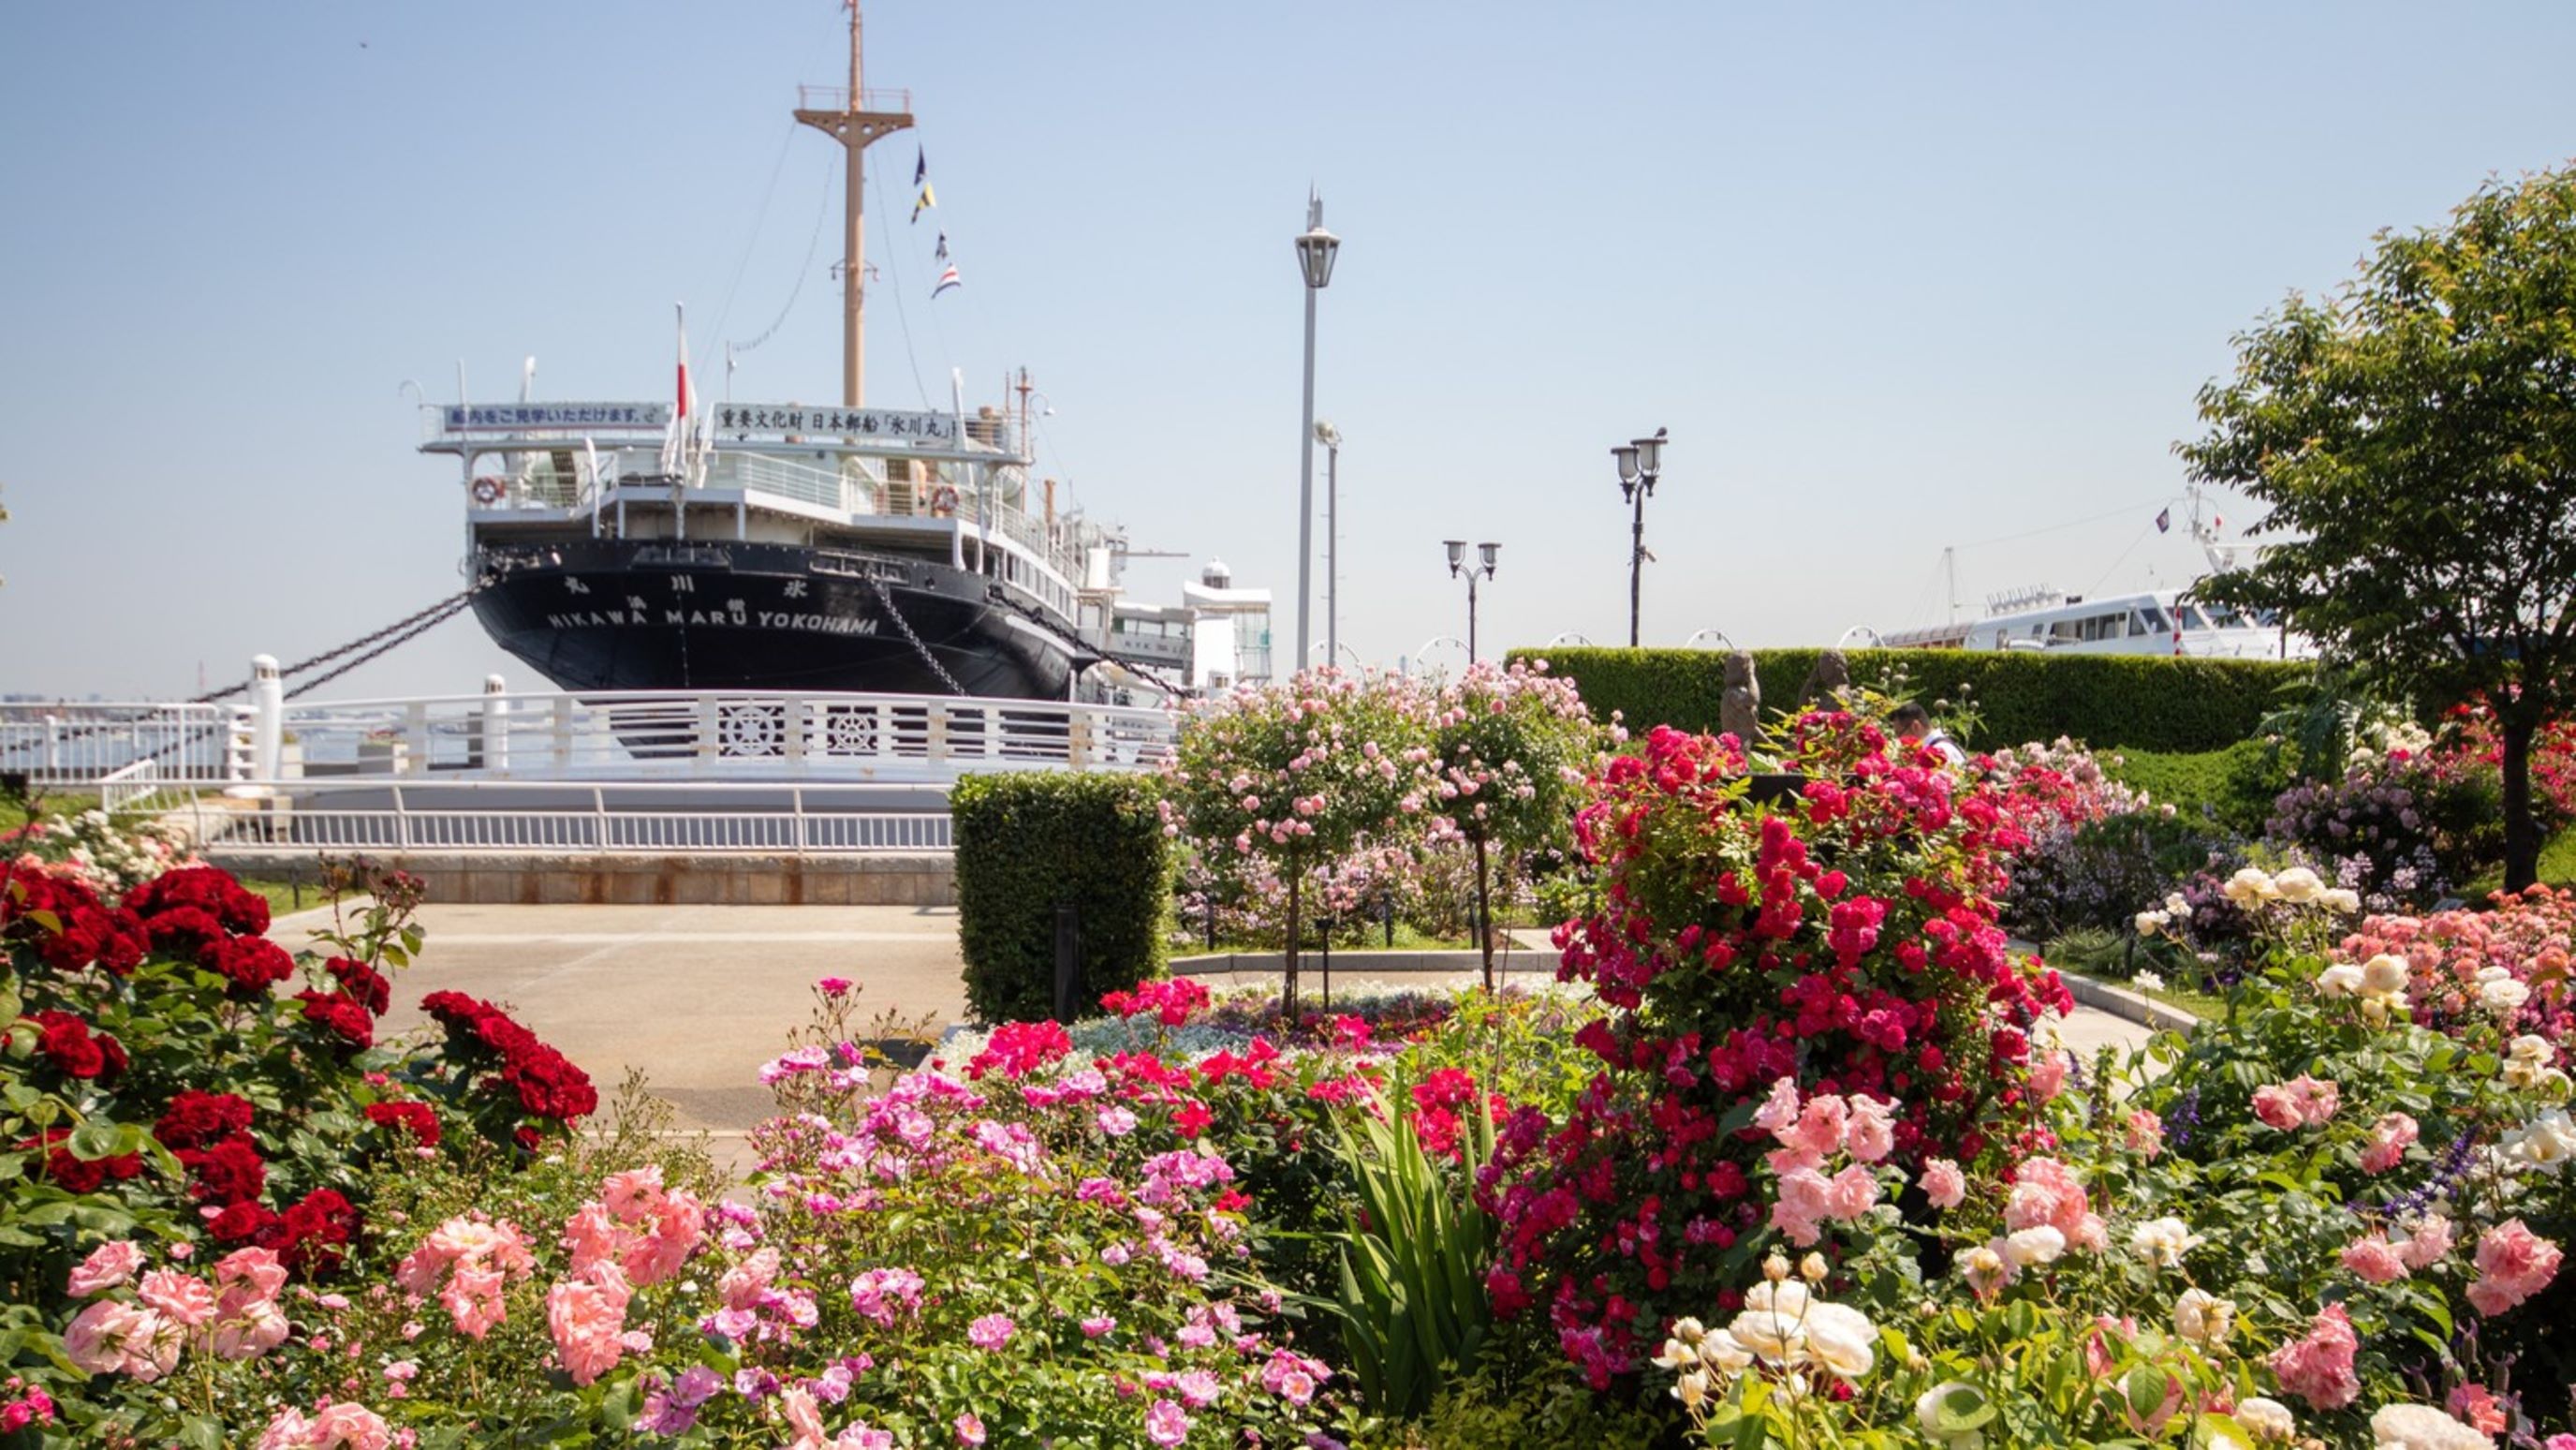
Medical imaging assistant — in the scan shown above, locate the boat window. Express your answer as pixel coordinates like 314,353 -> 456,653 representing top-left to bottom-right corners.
2177,605 -> 2210,630
2136,605 -> 2169,634
2202,602 -> 2242,629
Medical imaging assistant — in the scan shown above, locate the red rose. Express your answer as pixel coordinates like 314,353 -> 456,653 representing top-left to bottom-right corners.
268,1187 -> 359,1274
364,1100 -> 441,1147
18,1129 -> 143,1195
295,990 -> 374,1049
31,1011 -> 109,1079
178,1133 -> 268,1206
124,866 -> 269,936
206,936 -> 295,995
207,1200 -> 276,1244
155,1090 -> 256,1150
142,905 -> 228,964
325,957 -> 390,1015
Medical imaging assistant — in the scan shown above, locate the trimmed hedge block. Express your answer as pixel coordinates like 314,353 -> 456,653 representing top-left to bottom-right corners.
1510,647 -> 2306,754
952,773 -> 1174,1024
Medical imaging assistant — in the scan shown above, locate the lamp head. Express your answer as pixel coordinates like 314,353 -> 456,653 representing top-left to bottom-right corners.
1478,541 -> 1500,576
1612,442 -> 1640,487
1295,226 -> 1341,289
1314,420 -> 1341,448
1443,539 -> 1466,575
1635,429 -> 1666,479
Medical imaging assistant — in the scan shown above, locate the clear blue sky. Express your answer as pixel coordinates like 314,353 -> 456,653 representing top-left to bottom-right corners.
6,2 -> 2573,697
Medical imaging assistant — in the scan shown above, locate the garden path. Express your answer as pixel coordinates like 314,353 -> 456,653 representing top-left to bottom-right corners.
266,901 -> 2155,1165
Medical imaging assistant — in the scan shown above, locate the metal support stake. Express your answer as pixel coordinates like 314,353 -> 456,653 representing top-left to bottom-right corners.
249,656 -> 284,792
1052,903 -> 1082,1026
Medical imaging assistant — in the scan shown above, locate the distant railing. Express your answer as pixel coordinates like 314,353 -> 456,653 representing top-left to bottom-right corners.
0,689 -> 1173,791
184,781 -> 955,855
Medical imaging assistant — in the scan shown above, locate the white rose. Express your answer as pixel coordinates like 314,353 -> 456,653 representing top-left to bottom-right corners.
1727,1280 -> 1810,1362
2132,970 -> 2166,993
2134,910 -> 2166,939
2324,888 -> 2363,913
1915,1381 -> 1989,1450
2510,1034 -> 2554,1063
2237,1397 -> 2297,1443
1800,1301 -> 1876,1380
2481,978 -> 2532,1018
2316,963 -> 2365,999
1697,1327 -> 1754,1374
2172,1287 -> 2235,1346
2127,1216 -> 2201,1268
2369,1402 -> 2495,1450
2272,866 -> 2324,903
2222,867 -> 2278,906
1670,1367 -> 1710,1408
2508,1110 -> 2576,1173
2002,1225 -> 2067,1267
2164,892 -> 2193,916
2362,954 -> 2412,996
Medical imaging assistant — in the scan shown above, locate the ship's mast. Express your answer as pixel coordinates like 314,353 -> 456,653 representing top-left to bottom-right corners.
794,3 -> 914,408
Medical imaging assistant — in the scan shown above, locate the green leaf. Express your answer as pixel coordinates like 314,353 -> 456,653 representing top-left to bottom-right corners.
1930,1383 -> 1996,1435
177,1416 -> 224,1450
65,1118 -> 124,1161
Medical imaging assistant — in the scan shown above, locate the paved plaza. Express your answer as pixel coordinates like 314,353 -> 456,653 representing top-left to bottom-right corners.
270,901 -> 2158,1149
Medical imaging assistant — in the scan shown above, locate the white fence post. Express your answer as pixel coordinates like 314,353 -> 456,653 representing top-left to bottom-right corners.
480,675 -> 509,775
249,656 -> 284,791
41,715 -> 59,774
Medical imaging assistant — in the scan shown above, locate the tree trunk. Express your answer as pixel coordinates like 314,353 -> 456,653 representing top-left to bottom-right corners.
1282,872 -> 1303,1020
2503,706 -> 2540,893
1473,834 -> 1494,992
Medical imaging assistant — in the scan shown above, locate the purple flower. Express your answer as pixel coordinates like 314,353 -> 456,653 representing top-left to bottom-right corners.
1145,1398 -> 1193,1446
967,1312 -> 1015,1351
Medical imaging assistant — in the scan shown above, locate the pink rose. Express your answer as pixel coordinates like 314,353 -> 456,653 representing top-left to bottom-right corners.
1784,1095 -> 1848,1161
1770,1167 -> 1835,1247
2286,1074 -> 2340,1125
600,1165 -> 666,1221
1920,1158 -> 1967,1210
63,1300 -> 180,1383
1825,1163 -> 1881,1220
2267,1304 -> 2360,1410
2398,1214 -> 2456,1269
2251,1084 -> 2304,1131
1844,1096 -> 1896,1164
2123,1108 -> 2165,1160
2466,1218 -> 2563,1316
2026,1050 -> 2070,1104
136,1268 -> 217,1329
442,1262 -> 508,1339
546,1277 -> 629,1385
717,1246 -> 778,1310
2339,1234 -> 2409,1284
213,1247 -> 288,1302
66,1240 -> 144,1297
2004,1158 -> 2103,1250
308,1402 -> 392,1450
206,1294 -> 289,1361
1750,1078 -> 1802,1136
2360,1112 -> 2418,1174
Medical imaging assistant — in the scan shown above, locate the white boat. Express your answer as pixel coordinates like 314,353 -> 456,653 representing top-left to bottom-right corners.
1877,491 -> 2312,660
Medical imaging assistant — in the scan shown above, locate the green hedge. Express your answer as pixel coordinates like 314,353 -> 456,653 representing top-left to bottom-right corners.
1508,647 -> 2308,754
2100,740 -> 2290,836
952,773 -> 1174,1024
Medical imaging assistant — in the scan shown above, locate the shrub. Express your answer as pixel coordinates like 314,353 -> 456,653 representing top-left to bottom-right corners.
1479,706 -> 2071,1387
1513,646 -> 2307,753
952,772 -> 1174,1023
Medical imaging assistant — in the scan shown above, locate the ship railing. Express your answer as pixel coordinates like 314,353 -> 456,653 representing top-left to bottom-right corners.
0,691 -> 1175,791
794,86 -> 913,116
179,780 -> 957,855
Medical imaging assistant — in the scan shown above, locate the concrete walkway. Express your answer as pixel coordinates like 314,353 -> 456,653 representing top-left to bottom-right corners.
271,903 -> 2157,1142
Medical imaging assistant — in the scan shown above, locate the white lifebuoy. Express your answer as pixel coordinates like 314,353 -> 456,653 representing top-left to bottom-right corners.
930,484 -> 961,516
470,477 -> 506,506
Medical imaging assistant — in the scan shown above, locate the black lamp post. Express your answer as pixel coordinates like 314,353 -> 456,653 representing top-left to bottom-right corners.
1611,427 -> 1668,647
1445,539 -> 1499,663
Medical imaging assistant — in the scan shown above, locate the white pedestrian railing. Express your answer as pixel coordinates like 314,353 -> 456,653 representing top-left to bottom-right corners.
174,781 -> 957,855
0,688 -> 1174,790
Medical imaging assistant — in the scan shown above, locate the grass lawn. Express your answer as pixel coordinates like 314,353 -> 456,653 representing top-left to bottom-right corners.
2461,823 -> 2576,898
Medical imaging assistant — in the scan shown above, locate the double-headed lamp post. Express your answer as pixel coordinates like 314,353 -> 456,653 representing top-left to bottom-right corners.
1611,427 -> 1668,647
1444,540 -> 1500,663
1293,197 -> 1342,678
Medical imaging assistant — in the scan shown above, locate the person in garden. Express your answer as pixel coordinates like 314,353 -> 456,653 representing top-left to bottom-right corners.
1892,701 -> 1967,767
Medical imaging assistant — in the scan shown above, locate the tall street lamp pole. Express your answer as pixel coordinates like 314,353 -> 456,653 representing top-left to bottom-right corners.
1316,421 -> 1342,667
1293,196 -> 1341,677
1611,427 -> 1668,647
1445,540 -> 1499,663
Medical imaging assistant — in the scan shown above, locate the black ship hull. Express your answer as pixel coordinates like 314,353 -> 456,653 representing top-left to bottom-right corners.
468,539 -> 1087,700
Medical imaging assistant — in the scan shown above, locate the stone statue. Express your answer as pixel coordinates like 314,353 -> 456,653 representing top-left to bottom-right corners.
1720,651 -> 1760,741
1800,649 -> 1850,708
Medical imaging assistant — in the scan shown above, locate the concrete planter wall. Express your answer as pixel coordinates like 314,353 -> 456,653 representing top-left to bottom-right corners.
202,849 -> 954,907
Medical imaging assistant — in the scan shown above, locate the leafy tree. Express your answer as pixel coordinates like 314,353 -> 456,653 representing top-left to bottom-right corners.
1163,673 -> 1431,1016
1422,661 -> 1607,988
2183,164 -> 2576,890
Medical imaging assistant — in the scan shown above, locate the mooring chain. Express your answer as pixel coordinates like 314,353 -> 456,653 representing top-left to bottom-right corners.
867,576 -> 967,697
192,587 -> 482,703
